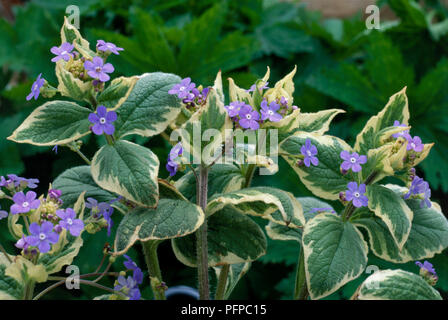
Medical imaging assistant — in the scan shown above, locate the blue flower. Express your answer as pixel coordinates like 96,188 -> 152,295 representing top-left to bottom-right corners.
166,142 -> 183,176
26,73 -> 45,101
300,139 -> 318,167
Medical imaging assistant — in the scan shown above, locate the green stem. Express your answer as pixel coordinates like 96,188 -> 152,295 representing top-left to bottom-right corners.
342,203 -> 355,221
294,248 -> 308,300
33,279 -> 126,300
105,134 -> 115,145
196,165 -> 210,300
244,164 -> 256,188
23,280 -> 36,300
142,240 -> 166,300
215,264 -> 230,300
73,148 -> 91,165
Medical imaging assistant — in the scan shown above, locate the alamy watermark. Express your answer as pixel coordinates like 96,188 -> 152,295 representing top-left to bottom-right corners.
66,5 -> 80,29
365,5 -> 380,30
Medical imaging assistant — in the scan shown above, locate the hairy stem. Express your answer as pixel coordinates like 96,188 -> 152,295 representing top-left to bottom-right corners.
294,248 -> 308,300
215,264 -> 230,300
196,165 -> 210,300
142,240 -> 166,300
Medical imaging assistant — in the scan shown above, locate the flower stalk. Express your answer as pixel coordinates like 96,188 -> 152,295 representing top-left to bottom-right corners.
215,264 -> 230,300
196,165 -> 210,300
294,249 -> 308,300
142,240 -> 166,300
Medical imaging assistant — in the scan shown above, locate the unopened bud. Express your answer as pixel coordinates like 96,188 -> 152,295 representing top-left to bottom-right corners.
54,224 -> 63,234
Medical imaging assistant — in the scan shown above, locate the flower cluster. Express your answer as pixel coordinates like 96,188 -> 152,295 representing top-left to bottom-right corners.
7,187 -> 84,255
416,260 -> 438,286
0,174 -> 39,191
85,197 -> 115,236
113,255 -> 143,300
0,174 -> 40,220
27,38 -> 122,101
168,77 -> 209,109
404,176 -> 431,208
392,120 -> 424,153
224,96 -> 297,131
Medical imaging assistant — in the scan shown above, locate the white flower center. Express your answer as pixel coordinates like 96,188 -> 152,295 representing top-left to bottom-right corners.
99,117 -> 106,124
39,233 -> 46,241
95,66 -> 102,72
61,51 -> 68,55
67,218 -> 73,225
354,192 -> 360,198
33,84 -> 38,90
411,143 -> 416,148
22,201 -> 29,208
228,106 -> 234,110
246,114 -> 252,120
350,157 -> 356,163
179,86 -> 185,91
306,150 -> 312,156
268,110 -> 274,115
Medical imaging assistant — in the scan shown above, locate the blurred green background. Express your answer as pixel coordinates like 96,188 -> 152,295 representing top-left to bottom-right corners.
0,0 -> 448,300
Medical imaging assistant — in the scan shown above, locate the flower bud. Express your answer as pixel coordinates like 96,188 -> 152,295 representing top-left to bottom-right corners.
339,191 -> 347,202
54,224 -> 63,234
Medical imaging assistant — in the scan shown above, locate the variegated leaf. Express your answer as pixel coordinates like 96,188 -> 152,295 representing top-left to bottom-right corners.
280,132 -> 352,200
7,101 -> 91,146
0,254 -> 23,300
60,16 -> 95,57
114,72 -> 182,138
179,88 -> 232,165
114,198 -> 204,255
55,62 -> 94,102
53,165 -> 117,208
355,88 -> 409,154
91,140 -> 159,207
303,213 -> 368,300
172,206 -> 266,267
263,66 -> 296,104
213,263 -> 251,299
206,186 -> 305,228
97,76 -> 138,110
174,164 -> 245,202
357,269 -> 442,300
296,109 -> 345,135
354,198 -> 448,263
265,197 -> 336,242
366,184 -> 413,249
